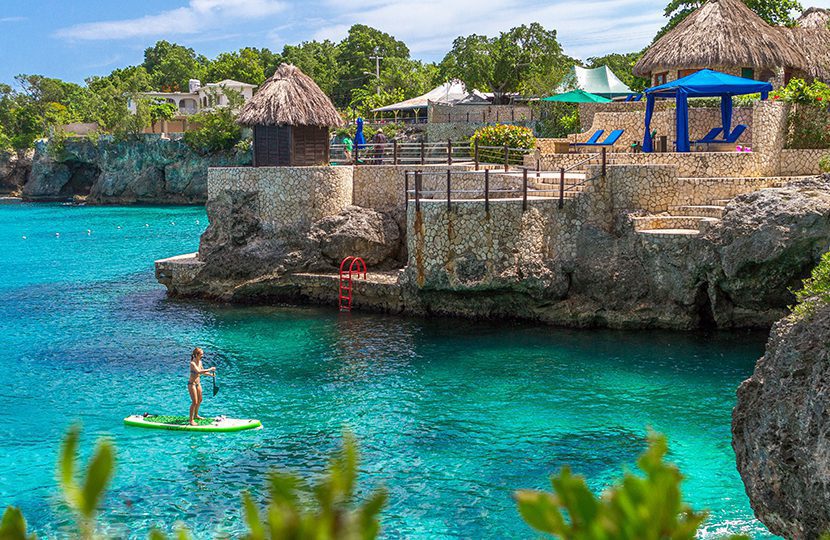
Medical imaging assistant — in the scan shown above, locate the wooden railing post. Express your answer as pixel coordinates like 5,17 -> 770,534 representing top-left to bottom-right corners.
558,167 -> 565,209
536,157 -> 541,179
504,145 -> 509,172
404,171 -> 409,211
415,171 -> 421,213
393,140 -> 399,165
446,169 -> 452,210
484,169 -> 490,213
522,167 -> 528,212
447,139 -> 453,166
420,141 -> 425,165
602,147 -> 607,177
474,140 -> 480,170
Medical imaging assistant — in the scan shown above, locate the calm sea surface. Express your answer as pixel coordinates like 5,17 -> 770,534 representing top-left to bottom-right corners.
0,201 -> 775,538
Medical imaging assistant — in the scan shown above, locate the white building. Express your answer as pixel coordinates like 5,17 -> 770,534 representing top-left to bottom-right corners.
128,79 -> 257,116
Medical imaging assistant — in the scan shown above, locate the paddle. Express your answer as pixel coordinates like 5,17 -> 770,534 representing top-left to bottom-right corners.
212,370 -> 219,396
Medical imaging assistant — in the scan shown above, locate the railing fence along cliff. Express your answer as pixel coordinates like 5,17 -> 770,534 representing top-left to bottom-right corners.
330,140 -> 531,170
404,148 -> 607,212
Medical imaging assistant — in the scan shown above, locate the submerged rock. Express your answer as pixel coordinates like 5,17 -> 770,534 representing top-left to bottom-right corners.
733,301 -> 830,539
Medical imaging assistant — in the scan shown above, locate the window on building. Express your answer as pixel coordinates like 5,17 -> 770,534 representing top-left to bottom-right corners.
654,72 -> 668,86
741,68 -> 755,80
678,69 -> 699,79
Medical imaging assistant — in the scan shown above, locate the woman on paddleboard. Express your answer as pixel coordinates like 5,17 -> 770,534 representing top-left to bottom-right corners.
188,347 -> 216,425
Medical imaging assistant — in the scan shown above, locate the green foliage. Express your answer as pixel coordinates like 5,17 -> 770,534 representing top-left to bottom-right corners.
774,79 -> 830,149
349,87 -> 405,118
0,124 -> 11,151
0,506 -> 35,540
819,154 -> 830,173
142,41 -> 206,92
516,432 -> 748,540
534,102 -> 581,138
280,40 -> 341,97
147,99 -> 178,132
792,251 -> 830,318
204,47 -> 267,86
585,52 -> 649,93
656,0 -> 803,40
58,425 -> 115,538
441,23 -> 574,102
470,124 -> 536,162
334,25 -> 411,107
183,100 -> 243,154
241,431 -> 387,539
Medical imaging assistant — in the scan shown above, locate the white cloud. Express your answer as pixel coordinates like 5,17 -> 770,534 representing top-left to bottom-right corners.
308,0 -> 668,60
55,0 -> 286,41
0,17 -> 26,23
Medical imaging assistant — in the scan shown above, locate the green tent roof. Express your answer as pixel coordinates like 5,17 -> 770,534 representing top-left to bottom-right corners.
557,65 -> 633,98
542,89 -> 612,103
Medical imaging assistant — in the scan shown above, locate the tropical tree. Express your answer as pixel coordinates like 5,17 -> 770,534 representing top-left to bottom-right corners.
334,25 -> 410,107
147,99 -> 178,133
441,23 -> 574,102
656,0 -> 803,38
586,52 -> 650,92
142,40 -> 206,91
279,40 -> 341,96
205,48 -> 267,85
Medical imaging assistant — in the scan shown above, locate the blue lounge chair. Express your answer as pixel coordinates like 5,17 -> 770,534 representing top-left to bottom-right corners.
632,94 -> 643,102
694,127 -> 723,145
589,129 -> 624,147
572,130 -> 605,147
624,95 -> 633,102
722,124 -> 747,143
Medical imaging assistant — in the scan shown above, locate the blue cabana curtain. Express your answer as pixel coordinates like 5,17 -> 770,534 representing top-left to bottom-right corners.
720,96 -> 733,139
642,94 -> 655,152
676,90 -> 690,153
641,69 -> 773,153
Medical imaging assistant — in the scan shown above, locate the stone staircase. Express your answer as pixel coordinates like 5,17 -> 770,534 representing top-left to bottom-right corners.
503,170 -> 591,200
633,204 -> 726,237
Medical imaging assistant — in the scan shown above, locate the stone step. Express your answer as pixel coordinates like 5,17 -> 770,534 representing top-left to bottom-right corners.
631,215 -> 719,232
669,205 -> 726,218
712,199 -> 733,206
637,228 -> 701,237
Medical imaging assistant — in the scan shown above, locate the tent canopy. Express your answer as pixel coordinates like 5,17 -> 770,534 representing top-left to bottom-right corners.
372,80 -> 482,112
642,69 -> 772,153
645,68 -> 773,98
542,89 -> 612,103
558,65 -> 633,98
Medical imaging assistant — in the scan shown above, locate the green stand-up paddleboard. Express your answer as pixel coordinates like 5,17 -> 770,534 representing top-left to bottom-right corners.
124,414 -> 262,432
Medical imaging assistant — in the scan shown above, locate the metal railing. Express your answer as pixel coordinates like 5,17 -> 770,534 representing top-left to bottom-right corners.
402,148 -> 608,212
329,140 -> 532,170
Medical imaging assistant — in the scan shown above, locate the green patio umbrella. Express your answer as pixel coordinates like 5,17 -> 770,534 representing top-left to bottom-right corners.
542,89 -> 613,103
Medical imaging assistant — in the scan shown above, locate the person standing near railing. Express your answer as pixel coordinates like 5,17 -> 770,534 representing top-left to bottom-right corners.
370,129 -> 387,165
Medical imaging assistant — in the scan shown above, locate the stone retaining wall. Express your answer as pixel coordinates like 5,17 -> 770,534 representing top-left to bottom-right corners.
779,149 -> 829,175
530,151 -> 761,178
207,166 -> 353,232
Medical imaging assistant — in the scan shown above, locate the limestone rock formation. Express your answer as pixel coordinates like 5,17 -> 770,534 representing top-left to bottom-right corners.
23,137 -> 250,204
0,149 -> 33,196
309,206 -> 402,267
732,301 -> 830,539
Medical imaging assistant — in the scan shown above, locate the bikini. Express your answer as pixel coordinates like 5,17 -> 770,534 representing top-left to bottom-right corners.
189,364 -> 201,387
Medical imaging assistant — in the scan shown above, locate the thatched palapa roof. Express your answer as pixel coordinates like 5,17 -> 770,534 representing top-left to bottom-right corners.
237,64 -> 344,128
797,7 -> 830,28
633,0 -> 804,77
779,26 -> 830,81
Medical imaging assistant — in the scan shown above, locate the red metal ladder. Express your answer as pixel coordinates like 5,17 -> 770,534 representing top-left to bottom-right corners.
339,256 -> 367,312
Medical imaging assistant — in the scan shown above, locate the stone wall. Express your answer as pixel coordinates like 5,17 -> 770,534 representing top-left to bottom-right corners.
207,166 -> 353,232
429,103 -> 535,124
532,151 -> 761,178
779,149 -> 829,175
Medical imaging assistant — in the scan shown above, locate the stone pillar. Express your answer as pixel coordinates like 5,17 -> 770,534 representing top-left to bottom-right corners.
752,101 -> 788,176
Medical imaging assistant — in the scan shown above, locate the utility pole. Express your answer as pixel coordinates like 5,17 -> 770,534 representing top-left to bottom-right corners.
369,47 -> 383,95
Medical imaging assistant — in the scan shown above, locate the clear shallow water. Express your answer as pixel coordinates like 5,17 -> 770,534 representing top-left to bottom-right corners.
0,201 -> 775,539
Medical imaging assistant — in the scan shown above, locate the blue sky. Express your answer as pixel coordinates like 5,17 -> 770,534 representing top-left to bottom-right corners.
1,0 -> 828,85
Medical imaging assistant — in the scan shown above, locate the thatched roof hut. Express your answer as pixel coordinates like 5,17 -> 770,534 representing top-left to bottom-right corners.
239,64 -> 343,166
779,26 -> 830,82
797,7 -> 830,29
633,0 -> 804,84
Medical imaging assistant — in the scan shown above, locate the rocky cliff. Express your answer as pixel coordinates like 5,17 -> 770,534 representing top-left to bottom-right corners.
160,177 -> 830,330
23,137 -> 251,204
0,149 -> 33,196
733,298 -> 830,539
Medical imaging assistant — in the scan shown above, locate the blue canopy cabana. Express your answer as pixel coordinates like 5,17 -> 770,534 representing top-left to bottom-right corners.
642,69 -> 773,153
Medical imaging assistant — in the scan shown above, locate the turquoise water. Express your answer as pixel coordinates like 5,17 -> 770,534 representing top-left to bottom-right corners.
0,201 -> 774,539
